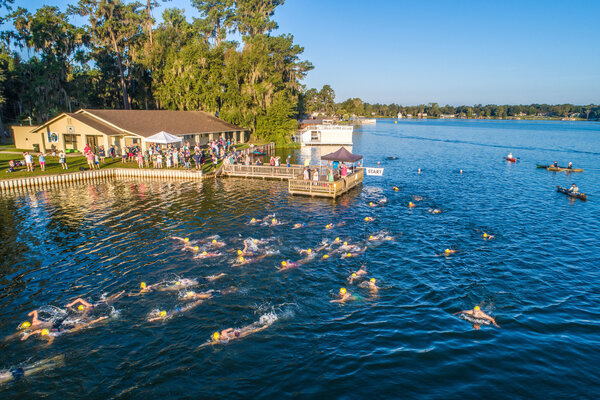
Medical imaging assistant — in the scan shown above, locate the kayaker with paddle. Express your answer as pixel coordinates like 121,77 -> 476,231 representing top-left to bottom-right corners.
567,162 -> 573,169
567,183 -> 579,194
552,160 -> 558,168
507,152 -> 513,160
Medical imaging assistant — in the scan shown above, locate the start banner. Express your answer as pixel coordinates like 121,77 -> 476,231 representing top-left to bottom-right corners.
365,167 -> 384,176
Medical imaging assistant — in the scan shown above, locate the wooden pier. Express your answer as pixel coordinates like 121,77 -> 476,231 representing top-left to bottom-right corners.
288,168 -> 364,198
221,164 -> 305,179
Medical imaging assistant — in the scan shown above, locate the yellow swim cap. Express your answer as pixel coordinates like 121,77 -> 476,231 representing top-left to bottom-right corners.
175,281 -> 181,285
271,218 -> 276,223
212,239 -> 217,243
19,321 -> 31,329
340,287 -> 347,295
159,310 -> 167,317
253,239 -> 258,243
194,246 -> 199,251
281,261 -> 287,266
323,254 -> 329,259
370,278 -> 376,283
141,282 -> 147,289
483,233 -> 488,238
474,306 -> 480,311
77,304 -> 85,311
239,257 -> 244,262
445,249 -> 451,253
352,273 -> 357,277
364,217 -> 369,221
369,202 -> 373,206
251,218 -> 256,222
237,249 -> 243,255
346,253 -> 352,257
213,331 -> 221,341
343,241 -> 348,246
184,238 -> 189,242
186,291 -> 194,297
202,251 -> 208,256
294,223 -> 300,228
369,235 -> 374,240
307,249 -> 312,253
41,329 -> 50,336
335,237 -> 340,242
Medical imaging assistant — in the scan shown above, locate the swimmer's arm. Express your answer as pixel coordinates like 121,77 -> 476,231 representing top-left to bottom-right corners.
105,290 -> 125,303
20,330 -> 40,341
28,310 -> 41,324
0,371 -> 13,384
488,317 -> 500,327
171,236 -> 185,242
66,298 -> 93,308
454,310 -> 473,315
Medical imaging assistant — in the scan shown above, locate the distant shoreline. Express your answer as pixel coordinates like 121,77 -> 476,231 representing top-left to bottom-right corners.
371,116 -> 597,122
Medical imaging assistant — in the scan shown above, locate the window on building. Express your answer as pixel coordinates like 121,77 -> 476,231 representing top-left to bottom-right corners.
64,134 -> 78,150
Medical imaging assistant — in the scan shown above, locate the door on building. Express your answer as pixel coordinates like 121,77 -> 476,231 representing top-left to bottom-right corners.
86,135 -> 98,150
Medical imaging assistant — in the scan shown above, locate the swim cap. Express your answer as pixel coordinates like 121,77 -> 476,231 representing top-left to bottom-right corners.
41,329 -> 50,336
370,278 -> 376,283
186,291 -> 194,297
352,273 -> 357,277
251,218 -> 256,222
474,306 -> 480,311
335,237 -> 340,242
369,235 -> 374,240
175,281 -> 181,285
194,246 -> 199,251
346,253 -> 352,257
445,249 -> 451,253
184,238 -> 189,242
323,255 -> 329,259
159,310 -> 167,317
19,321 -> 31,329
369,202 -> 373,206
202,251 -> 208,256
141,282 -> 147,289
77,305 -> 85,311
483,233 -> 488,238
212,239 -> 217,243
364,217 -> 369,221
281,261 -> 287,266
272,218 -> 276,223
294,223 -> 300,228
239,257 -> 244,262
343,241 -> 348,246
213,331 -> 220,341
307,249 -> 312,253
340,287 -> 347,295
253,239 -> 258,243
237,250 -> 243,255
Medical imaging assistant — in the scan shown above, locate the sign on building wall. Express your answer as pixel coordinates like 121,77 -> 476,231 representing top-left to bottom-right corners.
47,132 -> 58,142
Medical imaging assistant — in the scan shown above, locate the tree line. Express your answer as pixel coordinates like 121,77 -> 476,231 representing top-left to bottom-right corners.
303,86 -> 600,121
0,0 -> 312,144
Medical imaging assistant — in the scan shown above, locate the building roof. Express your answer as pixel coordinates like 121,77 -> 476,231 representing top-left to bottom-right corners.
33,109 -> 245,137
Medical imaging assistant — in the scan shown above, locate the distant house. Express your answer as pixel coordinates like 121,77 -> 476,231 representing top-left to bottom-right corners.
16,109 -> 247,152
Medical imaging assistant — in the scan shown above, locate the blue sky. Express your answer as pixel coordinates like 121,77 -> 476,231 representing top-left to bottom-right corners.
5,0 -> 600,105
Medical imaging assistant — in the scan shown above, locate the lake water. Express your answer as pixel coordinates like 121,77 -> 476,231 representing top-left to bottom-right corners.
1,119 -> 599,398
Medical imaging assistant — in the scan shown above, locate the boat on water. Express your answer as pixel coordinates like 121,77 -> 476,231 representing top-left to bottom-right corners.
556,186 -> 587,201
547,167 -> 583,172
387,156 -> 398,160
536,164 -> 550,169
504,157 -> 517,162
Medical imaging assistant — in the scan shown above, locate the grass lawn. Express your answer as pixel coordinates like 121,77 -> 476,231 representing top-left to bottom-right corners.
0,153 -> 221,180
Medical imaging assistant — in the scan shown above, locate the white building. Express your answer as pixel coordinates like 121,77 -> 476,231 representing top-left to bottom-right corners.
296,122 -> 353,146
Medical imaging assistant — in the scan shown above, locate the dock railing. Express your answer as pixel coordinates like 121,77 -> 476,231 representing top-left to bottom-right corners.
222,164 -> 306,179
288,168 -> 364,198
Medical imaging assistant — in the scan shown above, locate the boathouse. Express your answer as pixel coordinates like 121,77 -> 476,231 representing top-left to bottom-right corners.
15,109 -> 247,152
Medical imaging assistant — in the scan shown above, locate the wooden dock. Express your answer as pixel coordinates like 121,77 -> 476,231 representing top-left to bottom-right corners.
288,168 -> 364,198
221,164 -> 305,180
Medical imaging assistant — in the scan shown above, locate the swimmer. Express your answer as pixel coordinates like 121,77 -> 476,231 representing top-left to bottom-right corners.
408,202 -> 416,208
293,222 -> 307,229
148,298 -> 206,322
249,217 -> 259,224
172,236 -> 198,252
179,290 -> 213,300
233,253 -> 269,267
348,266 -> 367,284
482,232 -> 495,240
325,223 -> 334,230
65,290 -> 125,313
368,201 -> 377,207
263,216 -> 283,227
439,249 -> 457,256
413,195 -> 424,201
21,316 -> 109,344
454,305 -> 500,329
364,217 -> 374,222
200,315 -> 276,348
194,250 -> 223,259
330,287 -> 355,303
171,236 -> 192,244
428,208 -> 442,214
341,247 -> 367,259
299,241 -> 328,256
359,278 -> 379,293
278,260 -> 300,271
206,273 -> 227,281
368,232 -> 395,242
0,355 -> 65,385
393,186 -> 400,191
137,278 -> 198,294
208,238 -> 226,248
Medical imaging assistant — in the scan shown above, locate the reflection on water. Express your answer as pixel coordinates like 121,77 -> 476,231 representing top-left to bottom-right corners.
1,120 -> 599,398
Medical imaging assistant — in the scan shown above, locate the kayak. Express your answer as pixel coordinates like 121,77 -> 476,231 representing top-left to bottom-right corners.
557,186 -> 587,201
536,164 -> 550,169
386,156 -> 398,160
504,157 -> 517,162
547,167 -> 583,172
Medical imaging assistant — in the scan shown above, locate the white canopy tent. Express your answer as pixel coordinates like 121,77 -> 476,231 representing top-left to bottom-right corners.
145,131 -> 183,144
